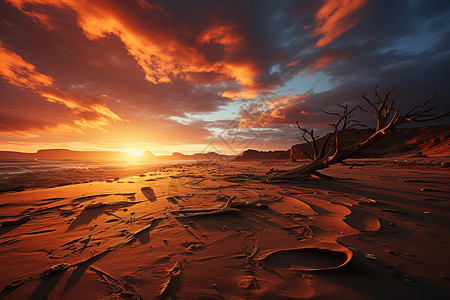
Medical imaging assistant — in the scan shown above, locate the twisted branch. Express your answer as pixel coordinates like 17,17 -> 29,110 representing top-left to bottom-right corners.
268,86 -> 449,182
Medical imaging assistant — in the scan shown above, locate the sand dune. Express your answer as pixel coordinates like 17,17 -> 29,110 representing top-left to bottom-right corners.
0,160 -> 449,299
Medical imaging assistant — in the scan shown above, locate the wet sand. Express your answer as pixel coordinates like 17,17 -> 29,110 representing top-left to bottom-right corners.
0,159 -> 449,299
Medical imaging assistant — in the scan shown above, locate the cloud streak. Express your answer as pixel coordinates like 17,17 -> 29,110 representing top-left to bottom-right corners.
0,42 -> 53,88
0,40 -> 122,135
312,0 -> 369,47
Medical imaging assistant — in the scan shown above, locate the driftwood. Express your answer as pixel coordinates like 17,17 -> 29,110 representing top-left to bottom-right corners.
89,266 -> 143,299
171,196 -> 241,218
268,85 -> 450,182
41,263 -> 71,277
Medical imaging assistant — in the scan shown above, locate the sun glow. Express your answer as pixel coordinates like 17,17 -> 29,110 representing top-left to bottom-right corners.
128,150 -> 144,157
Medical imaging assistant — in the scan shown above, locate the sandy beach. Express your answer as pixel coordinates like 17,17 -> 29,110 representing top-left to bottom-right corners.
0,159 -> 449,299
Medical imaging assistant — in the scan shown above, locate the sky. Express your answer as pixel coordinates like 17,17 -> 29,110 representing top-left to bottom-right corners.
0,0 -> 449,155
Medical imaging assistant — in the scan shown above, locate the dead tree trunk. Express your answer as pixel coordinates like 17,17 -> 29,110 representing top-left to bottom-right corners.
267,85 -> 449,182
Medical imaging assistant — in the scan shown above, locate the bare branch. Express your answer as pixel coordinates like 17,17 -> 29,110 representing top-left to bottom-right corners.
359,105 -> 378,118
404,111 -> 450,123
348,123 -> 367,129
268,86 -> 449,183
316,133 -> 332,160
374,84 -> 382,103
296,121 -> 319,159
379,87 -> 394,114
362,91 -> 378,112
405,91 -> 437,116
321,109 -> 340,116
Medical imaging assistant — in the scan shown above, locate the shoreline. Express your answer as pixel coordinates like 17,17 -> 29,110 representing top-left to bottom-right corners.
0,160 -> 195,194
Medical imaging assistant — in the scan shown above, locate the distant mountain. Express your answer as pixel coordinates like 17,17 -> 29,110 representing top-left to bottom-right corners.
235,149 -> 290,160
290,125 -> 450,160
156,152 -> 235,161
141,151 -> 156,160
3,125 -> 446,162
0,149 -> 234,161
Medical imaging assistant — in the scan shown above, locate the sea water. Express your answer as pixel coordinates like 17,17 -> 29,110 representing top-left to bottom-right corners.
0,159 -> 185,192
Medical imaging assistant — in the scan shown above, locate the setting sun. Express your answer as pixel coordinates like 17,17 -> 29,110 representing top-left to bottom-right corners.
128,150 -> 144,157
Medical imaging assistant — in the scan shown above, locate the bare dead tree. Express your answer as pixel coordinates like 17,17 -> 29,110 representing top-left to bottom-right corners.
267,85 -> 449,182
295,121 -> 332,161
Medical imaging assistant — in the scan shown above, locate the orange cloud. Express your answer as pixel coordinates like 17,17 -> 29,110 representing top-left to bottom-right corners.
285,58 -> 301,68
76,10 -> 258,92
312,0 -> 368,47
4,0 -> 62,29
198,25 -> 242,49
226,63 -> 259,87
312,53 -> 341,70
6,0 -> 262,99
0,42 -> 53,88
221,89 -> 259,100
41,91 -> 122,122
0,40 -> 122,134
239,93 -> 310,129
